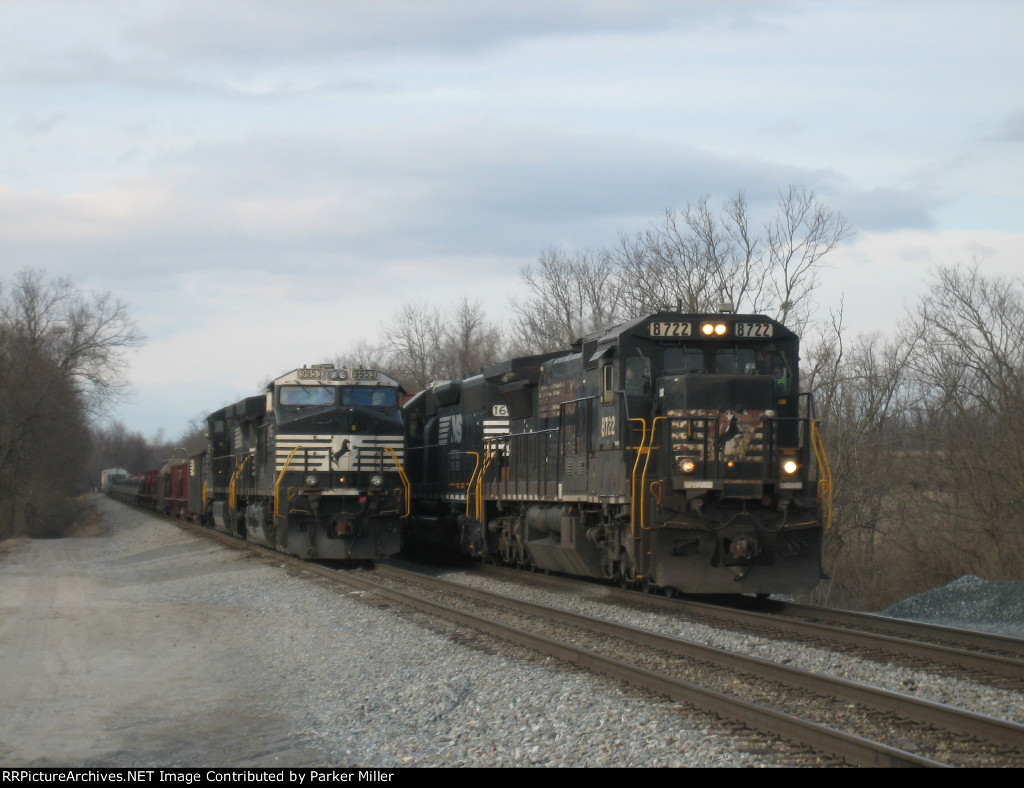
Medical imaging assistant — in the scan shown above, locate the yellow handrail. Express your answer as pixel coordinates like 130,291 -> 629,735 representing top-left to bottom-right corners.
227,454 -> 252,518
638,415 -> 665,532
474,439 -> 502,521
463,452 -> 481,518
274,445 -> 304,524
810,419 -> 834,530
628,417 -> 647,540
384,446 -> 412,518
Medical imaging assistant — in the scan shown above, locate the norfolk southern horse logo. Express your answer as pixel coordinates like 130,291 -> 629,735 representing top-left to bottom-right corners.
330,439 -> 351,468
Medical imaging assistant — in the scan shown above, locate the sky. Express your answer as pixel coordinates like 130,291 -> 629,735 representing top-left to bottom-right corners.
2,0 -> 1022,441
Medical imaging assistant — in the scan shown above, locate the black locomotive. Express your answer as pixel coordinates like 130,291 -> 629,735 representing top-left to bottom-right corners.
403,310 -> 832,595
204,363 -> 408,560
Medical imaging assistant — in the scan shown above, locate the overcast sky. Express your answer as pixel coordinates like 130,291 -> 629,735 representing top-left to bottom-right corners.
2,0 -> 1022,440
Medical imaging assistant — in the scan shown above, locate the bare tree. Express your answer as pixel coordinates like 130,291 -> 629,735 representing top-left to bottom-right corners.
438,297 -> 504,380
616,195 -> 762,316
803,263 -> 1024,608
901,263 -> 1024,579
330,337 -> 390,373
803,307 -> 926,607
611,187 -> 850,332
763,185 -> 852,334
379,302 -> 449,391
510,248 -> 619,352
0,270 -> 142,538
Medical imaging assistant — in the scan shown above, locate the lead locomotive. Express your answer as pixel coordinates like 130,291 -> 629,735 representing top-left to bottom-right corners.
404,310 -> 831,595
207,364 -> 407,560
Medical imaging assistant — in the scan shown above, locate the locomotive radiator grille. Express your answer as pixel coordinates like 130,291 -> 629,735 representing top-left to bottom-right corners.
275,435 -> 404,473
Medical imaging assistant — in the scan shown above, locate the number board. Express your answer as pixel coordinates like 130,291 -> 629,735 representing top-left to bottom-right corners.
352,369 -> 378,380
647,321 -> 692,338
297,368 -> 325,379
734,323 -> 775,338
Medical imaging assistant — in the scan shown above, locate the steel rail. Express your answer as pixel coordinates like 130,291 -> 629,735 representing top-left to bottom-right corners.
753,599 -> 1024,659
325,563 -> 946,768
378,564 -> 1024,751
477,564 -> 1024,682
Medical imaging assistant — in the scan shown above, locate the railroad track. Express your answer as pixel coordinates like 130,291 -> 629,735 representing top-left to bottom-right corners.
142,507 -> 1022,768
471,564 -> 1024,688
370,562 -> 1024,767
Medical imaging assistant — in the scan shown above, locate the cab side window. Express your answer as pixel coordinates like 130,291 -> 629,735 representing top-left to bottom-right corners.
624,355 -> 649,395
601,364 -> 615,404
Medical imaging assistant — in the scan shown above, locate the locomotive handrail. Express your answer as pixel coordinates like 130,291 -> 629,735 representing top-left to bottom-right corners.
464,452 -> 481,518
501,427 -> 559,501
384,446 -> 412,518
274,445 -> 305,525
227,453 -> 252,520
638,415 -> 666,534
474,439 -> 503,521
628,417 -> 648,539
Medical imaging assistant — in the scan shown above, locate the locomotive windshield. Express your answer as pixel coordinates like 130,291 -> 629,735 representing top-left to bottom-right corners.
278,385 -> 399,408
279,386 -> 335,407
665,348 -> 704,372
339,386 -> 398,407
660,346 -> 793,394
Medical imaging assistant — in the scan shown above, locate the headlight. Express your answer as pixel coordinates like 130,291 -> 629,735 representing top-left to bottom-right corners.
304,474 -> 319,487
701,322 -> 728,336
679,459 -> 696,474
370,474 -> 384,488
781,459 -> 799,476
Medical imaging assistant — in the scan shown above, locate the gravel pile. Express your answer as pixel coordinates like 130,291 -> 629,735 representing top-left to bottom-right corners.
881,575 -> 1024,639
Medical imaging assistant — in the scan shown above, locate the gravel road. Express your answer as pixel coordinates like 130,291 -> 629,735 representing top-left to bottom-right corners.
0,496 -> 773,768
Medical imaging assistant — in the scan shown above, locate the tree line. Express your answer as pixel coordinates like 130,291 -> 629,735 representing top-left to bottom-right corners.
0,270 -> 142,539
805,263 -> 1024,607
346,185 -> 851,390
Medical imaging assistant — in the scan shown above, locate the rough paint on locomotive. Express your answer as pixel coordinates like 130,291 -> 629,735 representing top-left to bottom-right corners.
207,364 -> 408,560
404,311 -> 832,596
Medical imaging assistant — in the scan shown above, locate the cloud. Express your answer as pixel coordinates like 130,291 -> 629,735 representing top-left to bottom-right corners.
5,118 -> 914,284
995,109 -> 1024,142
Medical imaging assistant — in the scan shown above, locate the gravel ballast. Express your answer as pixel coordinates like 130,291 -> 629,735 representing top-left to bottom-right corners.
2,496 -> 1021,767
0,497 -> 772,767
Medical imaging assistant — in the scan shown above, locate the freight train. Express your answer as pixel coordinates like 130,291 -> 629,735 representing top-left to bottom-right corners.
108,309 -> 832,595
107,364 -> 408,561
402,309 -> 832,596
